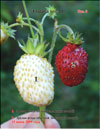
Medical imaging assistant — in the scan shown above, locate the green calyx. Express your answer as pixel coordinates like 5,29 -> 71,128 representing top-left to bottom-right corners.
18,34 -> 52,57
46,5 -> 56,19
59,31 -> 84,45
16,12 -> 25,27
1,22 -> 16,39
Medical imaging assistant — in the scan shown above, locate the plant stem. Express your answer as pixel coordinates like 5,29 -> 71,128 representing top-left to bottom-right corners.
48,22 -> 75,63
22,0 -> 34,39
40,106 -> 45,123
57,24 -> 75,39
23,17 -> 38,24
48,20 -> 58,63
41,13 -> 48,25
23,17 -> 44,43
8,23 -> 20,28
48,29 -> 57,63
8,23 -> 39,33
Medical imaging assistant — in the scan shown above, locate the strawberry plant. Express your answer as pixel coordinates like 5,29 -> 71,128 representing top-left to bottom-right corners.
1,0 -> 88,125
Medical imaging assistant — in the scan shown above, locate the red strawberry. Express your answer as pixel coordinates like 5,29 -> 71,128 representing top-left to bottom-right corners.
55,36 -> 88,87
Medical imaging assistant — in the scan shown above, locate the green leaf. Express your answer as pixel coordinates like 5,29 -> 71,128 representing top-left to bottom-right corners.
59,31 -> 84,45
43,47 -> 53,57
33,33 -> 39,48
44,42 -> 49,50
18,41 -> 28,54
1,22 -> 16,39
26,37 -> 34,54
16,12 -> 25,27
35,43 -> 45,55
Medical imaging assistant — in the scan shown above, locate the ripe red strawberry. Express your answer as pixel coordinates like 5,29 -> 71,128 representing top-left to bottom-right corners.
55,33 -> 88,87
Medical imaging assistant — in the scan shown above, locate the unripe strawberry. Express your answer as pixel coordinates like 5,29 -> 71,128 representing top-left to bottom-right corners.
0,22 -> 16,44
13,37 -> 54,106
55,33 -> 88,87
0,28 -> 8,44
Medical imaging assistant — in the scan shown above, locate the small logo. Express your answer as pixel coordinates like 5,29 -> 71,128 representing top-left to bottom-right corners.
77,9 -> 88,14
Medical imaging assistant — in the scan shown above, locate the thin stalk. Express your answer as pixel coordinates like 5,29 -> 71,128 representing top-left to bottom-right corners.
40,106 -> 45,123
23,17 -> 43,43
23,17 -> 37,24
48,22 -> 75,63
22,0 -> 34,39
8,23 -> 20,28
41,13 -> 48,25
48,29 -> 57,63
8,23 -> 39,33
48,20 -> 58,63
57,24 -> 75,39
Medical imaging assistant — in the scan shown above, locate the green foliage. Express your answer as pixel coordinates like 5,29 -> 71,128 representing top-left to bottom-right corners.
59,32 -> 84,45
1,2 -> 13,22
46,5 -> 57,19
1,1 -> 99,128
1,22 -> 16,39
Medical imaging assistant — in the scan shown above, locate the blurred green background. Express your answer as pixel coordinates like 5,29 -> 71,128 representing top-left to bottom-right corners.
1,1 -> 99,128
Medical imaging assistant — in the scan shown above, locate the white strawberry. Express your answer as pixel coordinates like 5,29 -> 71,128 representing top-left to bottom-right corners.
13,37 -> 54,106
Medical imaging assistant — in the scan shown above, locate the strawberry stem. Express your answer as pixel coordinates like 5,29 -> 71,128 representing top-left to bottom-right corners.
22,0 -> 35,39
23,17 -> 44,43
8,23 -> 20,28
8,22 -> 39,33
41,13 -> 48,25
48,19 -> 58,63
57,24 -> 75,39
40,106 -> 45,123
48,22 -> 75,63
